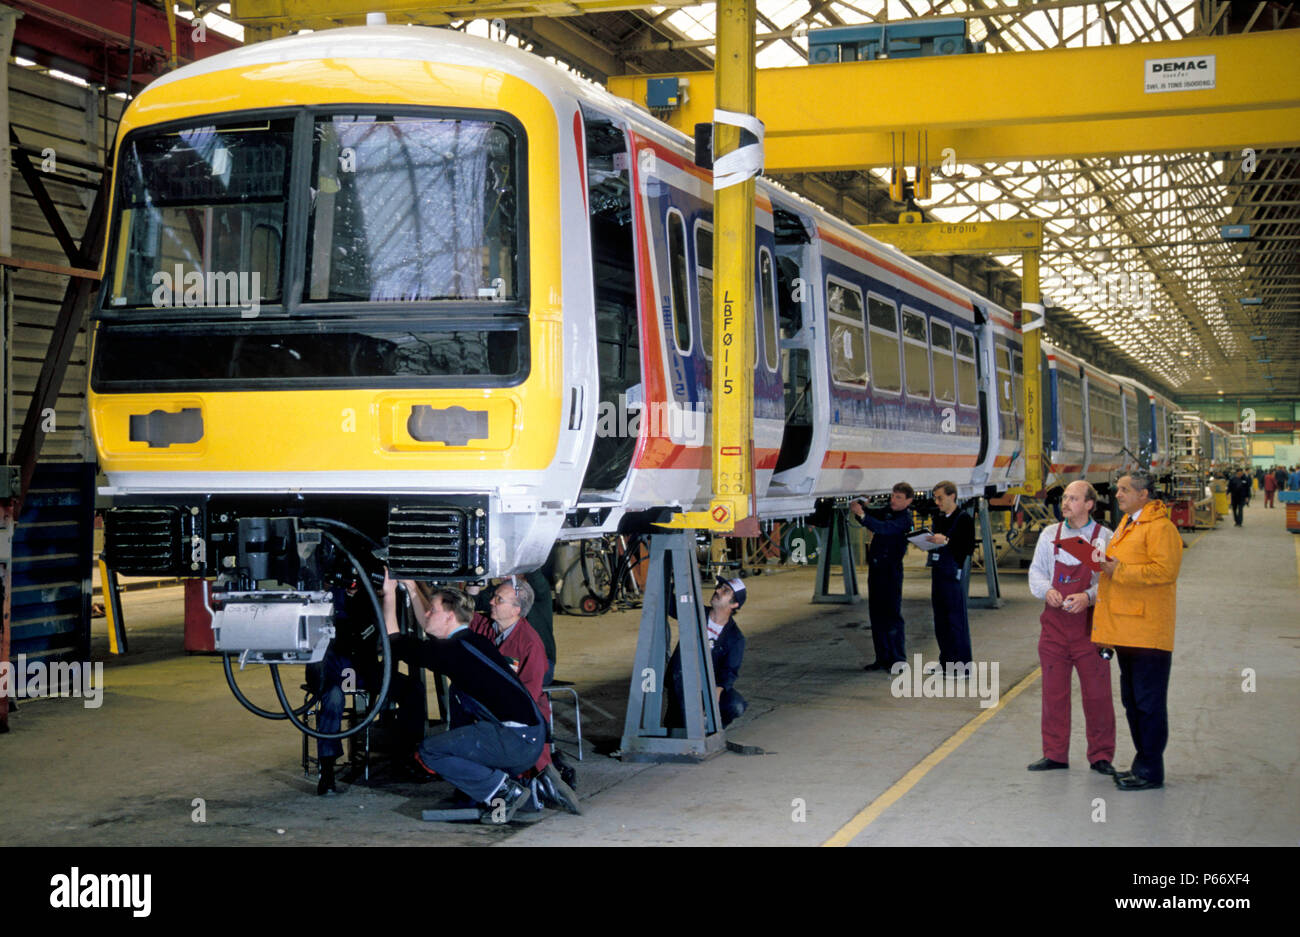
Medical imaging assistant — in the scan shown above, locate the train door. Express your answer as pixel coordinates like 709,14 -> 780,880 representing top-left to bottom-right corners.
579,108 -> 641,494
771,205 -> 824,489
970,306 -> 992,479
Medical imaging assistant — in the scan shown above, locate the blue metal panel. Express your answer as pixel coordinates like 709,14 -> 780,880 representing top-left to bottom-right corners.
646,77 -> 681,109
9,462 -> 95,665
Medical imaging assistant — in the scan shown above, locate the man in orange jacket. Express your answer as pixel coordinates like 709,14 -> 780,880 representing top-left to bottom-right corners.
1094,472 -> 1183,791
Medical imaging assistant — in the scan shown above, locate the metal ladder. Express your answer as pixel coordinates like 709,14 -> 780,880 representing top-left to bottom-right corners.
1170,411 -> 1204,502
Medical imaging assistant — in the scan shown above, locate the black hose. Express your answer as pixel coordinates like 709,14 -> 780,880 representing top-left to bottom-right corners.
219,527 -> 392,742
270,530 -> 392,742
223,651 -> 317,719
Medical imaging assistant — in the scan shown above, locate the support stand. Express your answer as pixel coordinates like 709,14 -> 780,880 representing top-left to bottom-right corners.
619,529 -> 725,762
968,499 -> 1003,609
812,506 -> 861,604
98,557 -> 129,653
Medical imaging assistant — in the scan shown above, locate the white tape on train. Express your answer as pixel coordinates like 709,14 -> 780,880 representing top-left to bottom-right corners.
1021,302 -> 1046,331
713,109 -> 765,190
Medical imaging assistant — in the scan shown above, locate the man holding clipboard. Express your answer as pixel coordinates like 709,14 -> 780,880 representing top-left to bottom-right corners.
1026,480 -> 1116,775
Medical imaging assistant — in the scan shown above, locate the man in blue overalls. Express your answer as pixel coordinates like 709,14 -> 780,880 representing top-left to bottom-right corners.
1026,479 -> 1116,774
925,481 -> 975,668
852,482 -> 915,672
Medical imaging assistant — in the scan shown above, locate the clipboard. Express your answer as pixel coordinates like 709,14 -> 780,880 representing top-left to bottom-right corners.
1056,536 -> 1101,571
907,530 -> 944,551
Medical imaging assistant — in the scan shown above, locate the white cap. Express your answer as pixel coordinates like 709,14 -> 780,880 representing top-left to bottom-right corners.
366,12 -> 388,25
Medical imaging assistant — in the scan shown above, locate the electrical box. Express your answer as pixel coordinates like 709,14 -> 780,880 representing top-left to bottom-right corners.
647,77 -> 683,109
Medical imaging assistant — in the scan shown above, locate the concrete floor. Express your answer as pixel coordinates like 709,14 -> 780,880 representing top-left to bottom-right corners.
2,498 -> 1296,847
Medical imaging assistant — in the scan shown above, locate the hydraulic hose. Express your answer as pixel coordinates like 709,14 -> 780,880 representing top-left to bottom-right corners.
223,652 -> 317,720
220,527 -> 392,742
270,530 -> 392,742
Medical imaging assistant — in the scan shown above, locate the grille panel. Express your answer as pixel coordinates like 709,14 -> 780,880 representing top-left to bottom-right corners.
387,504 -> 487,579
104,506 -> 183,575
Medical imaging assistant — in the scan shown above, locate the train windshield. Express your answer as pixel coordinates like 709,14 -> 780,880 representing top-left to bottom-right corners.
105,118 -> 293,309
306,114 -> 520,303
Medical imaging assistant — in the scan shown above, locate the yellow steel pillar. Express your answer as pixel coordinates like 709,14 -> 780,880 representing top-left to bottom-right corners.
661,0 -> 758,533
1020,250 -> 1044,495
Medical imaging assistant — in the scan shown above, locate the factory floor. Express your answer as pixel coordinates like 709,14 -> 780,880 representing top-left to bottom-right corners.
2,498 -> 1296,848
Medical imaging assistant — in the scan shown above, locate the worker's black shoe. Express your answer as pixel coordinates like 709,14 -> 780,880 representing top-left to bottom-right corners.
539,764 -> 583,815
317,759 -> 338,796
552,749 -> 578,789
480,779 -> 530,825
1090,759 -> 1116,776
1114,773 -> 1163,791
862,661 -> 889,672
1027,757 -> 1069,771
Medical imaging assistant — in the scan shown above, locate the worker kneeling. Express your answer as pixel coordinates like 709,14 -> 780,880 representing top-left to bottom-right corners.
381,574 -> 545,824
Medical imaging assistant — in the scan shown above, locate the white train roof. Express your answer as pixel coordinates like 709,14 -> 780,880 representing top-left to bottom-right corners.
145,23 -> 1014,331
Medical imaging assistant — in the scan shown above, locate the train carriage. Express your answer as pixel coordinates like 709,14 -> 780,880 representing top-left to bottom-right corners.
93,24 -> 1031,592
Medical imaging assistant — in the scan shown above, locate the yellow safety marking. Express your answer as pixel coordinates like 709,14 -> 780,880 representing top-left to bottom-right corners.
822,667 -> 1042,847
1184,530 -> 1209,549
99,558 -> 121,656
1295,537 -> 1300,589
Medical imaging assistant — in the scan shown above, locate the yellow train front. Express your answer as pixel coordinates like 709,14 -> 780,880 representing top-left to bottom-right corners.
91,27 -> 593,626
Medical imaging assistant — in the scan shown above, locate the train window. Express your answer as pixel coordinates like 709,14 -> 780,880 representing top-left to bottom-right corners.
1125,393 -> 1139,448
774,249 -> 804,338
666,210 -> 692,354
1012,351 -> 1024,421
996,349 -> 1013,414
92,321 -> 526,387
1059,371 -> 1085,441
828,279 -> 867,387
696,224 -> 713,359
759,248 -> 779,371
996,347 -> 1016,439
930,321 -> 955,402
1088,383 -> 1122,443
867,296 -> 901,394
106,118 -> 293,309
902,309 -> 931,398
304,114 -> 521,303
954,328 -> 977,407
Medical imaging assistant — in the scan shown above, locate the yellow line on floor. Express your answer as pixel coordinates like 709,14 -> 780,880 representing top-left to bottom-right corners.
1295,536 -> 1300,588
1184,529 -> 1209,549
822,667 -> 1042,847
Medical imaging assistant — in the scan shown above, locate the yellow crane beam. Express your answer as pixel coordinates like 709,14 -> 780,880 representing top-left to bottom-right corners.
609,30 -> 1300,170
856,217 -> 1041,255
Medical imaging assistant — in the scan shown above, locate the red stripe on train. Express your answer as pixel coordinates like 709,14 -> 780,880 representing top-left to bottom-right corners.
821,451 -> 979,470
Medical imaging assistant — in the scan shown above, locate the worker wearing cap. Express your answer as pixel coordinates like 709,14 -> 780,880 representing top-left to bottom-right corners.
668,577 -> 748,728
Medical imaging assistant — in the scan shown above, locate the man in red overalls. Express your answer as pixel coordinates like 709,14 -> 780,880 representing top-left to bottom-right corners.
1026,480 -> 1117,775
